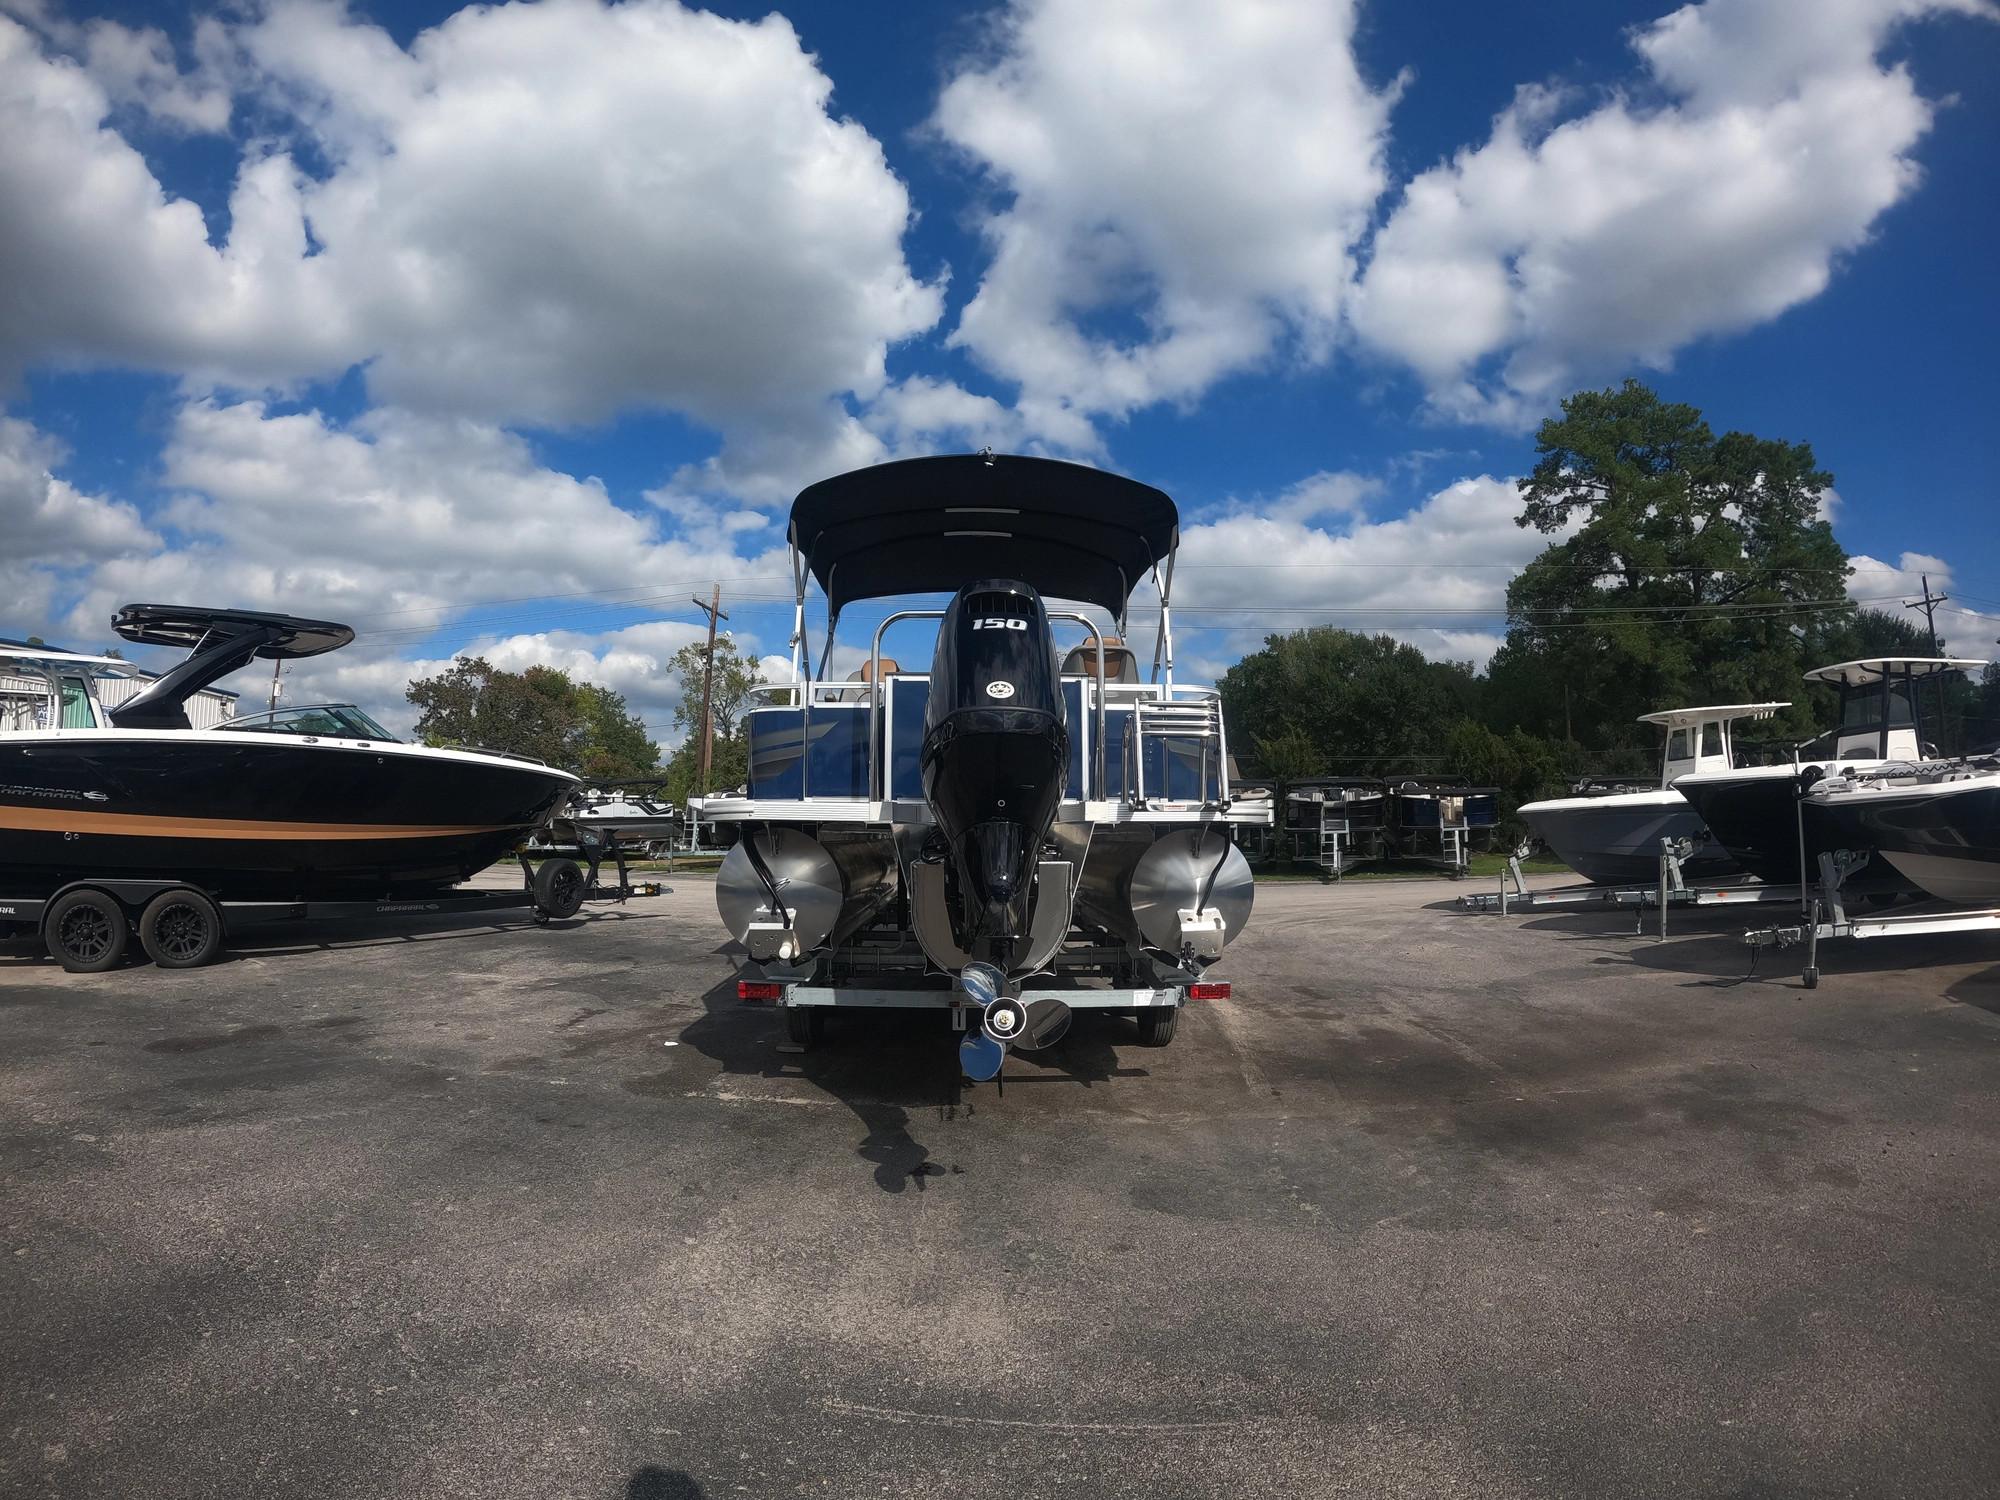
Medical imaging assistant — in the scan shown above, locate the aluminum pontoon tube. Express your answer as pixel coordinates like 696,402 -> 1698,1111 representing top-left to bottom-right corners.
714,827 -> 897,962
1068,826 -> 1255,960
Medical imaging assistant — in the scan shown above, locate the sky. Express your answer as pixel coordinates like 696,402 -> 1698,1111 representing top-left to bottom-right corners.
3,0 -> 1997,746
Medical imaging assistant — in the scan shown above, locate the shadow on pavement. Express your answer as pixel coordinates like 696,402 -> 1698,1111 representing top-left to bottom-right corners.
626,1466 -> 705,1499
670,964 -> 1156,1194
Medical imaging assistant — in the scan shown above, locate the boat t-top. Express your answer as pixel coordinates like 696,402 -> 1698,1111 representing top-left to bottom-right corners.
1,605 -> 580,969
1517,702 -> 1787,885
693,452 -> 1270,1079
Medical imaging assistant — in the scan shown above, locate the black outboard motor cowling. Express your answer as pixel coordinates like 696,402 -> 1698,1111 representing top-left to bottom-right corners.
920,580 -> 1069,966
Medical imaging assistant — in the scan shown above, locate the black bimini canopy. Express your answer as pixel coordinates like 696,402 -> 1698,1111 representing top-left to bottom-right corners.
108,605 -> 356,730
790,454 -> 1179,619
113,604 -> 355,659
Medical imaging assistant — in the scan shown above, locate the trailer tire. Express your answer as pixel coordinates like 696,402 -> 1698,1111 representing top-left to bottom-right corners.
45,889 -> 128,973
1135,1007 -> 1178,1047
533,858 -> 587,920
139,889 -> 224,969
785,1005 -> 826,1047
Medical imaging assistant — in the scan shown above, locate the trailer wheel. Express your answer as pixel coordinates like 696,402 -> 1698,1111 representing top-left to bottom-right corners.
1135,1007 -> 1178,1047
139,890 -> 224,969
533,858 -> 587,920
785,1005 -> 826,1047
45,889 -> 128,974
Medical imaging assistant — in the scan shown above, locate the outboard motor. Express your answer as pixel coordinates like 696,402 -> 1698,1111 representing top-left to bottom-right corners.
920,580 -> 1069,969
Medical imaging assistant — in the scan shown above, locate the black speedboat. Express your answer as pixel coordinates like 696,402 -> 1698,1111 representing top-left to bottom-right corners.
1806,758 -> 2000,906
0,605 -> 578,903
1674,658 -> 1983,886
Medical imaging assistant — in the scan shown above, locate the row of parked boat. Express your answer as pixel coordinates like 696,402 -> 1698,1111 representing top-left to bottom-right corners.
1515,656 -> 1999,908
1234,777 -> 1500,874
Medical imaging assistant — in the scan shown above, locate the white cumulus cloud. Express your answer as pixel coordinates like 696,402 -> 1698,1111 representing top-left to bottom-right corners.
1349,0 -> 1997,422
0,1 -> 943,496
1162,474 -> 1562,670
931,0 -> 1399,441
38,398 -> 791,730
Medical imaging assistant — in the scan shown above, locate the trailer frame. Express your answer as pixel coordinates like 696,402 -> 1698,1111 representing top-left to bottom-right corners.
2,850 -> 661,972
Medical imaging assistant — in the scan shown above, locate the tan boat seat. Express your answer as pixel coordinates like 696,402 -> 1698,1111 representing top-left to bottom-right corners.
840,658 -> 901,700
1060,636 -> 1138,683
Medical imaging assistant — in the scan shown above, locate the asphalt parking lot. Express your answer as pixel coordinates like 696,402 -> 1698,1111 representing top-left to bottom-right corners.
3,876 -> 1998,1499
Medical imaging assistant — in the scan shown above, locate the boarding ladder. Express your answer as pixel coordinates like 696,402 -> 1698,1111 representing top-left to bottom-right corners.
1317,811 -> 1351,877
1128,693 -> 1226,808
1440,823 -> 1468,873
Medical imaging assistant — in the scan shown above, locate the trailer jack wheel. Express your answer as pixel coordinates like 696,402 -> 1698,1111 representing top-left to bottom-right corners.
139,890 -> 224,969
1803,966 -> 1820,990
45,889 -> 128,974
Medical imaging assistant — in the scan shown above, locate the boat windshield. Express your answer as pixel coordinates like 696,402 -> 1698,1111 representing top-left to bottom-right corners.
219,704 -> 399,742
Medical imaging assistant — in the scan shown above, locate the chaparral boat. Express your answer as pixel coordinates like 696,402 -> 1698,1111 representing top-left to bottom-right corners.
692,453 -> 1271,1080
1517,702 -> 1786,885
1804,755 -> 2000,906
1675,658 -> 1984,888
0,606 -> 578,911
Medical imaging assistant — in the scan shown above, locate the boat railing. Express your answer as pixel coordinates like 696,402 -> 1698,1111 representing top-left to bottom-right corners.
864,610 -> 1109,803
739,658 -> 1231,808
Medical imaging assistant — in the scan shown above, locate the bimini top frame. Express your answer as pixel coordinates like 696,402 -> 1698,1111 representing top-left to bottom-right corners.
783,452 -> 1183,688
107,604 -> 355,731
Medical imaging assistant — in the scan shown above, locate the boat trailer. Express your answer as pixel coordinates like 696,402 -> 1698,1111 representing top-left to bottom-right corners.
2,848 -> 662,973
1459,838 -> 1813,936
1737,849 -> 2000,989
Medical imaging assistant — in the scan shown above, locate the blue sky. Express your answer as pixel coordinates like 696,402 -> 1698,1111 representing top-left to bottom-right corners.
3,0 -> 1996,740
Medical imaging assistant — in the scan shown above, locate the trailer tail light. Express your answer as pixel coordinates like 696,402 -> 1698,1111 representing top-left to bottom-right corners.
737,981 -> 782,1002
1188,982 -> 1230,1001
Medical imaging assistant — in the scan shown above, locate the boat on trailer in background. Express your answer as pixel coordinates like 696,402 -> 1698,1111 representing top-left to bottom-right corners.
1517,702 -> 1787,885
1385,779 -> 1499,873
0,607 -> 652,973
693,453 -> 1271,1081
1676,658 -> 1983,889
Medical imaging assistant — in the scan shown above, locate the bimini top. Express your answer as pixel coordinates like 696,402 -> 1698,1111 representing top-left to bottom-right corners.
107,605 -> 355,730
1803,658 -> 1985,688
113,604 -> 355,660
1636,702 -> 1788,729
789,453 -> 1179,618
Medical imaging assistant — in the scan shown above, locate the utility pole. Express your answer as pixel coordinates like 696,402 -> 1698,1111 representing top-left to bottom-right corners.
1903,574 -> 1952,754
268,658 -> 282,712
692,585 -> 728,795
1903,573 -> 1948,655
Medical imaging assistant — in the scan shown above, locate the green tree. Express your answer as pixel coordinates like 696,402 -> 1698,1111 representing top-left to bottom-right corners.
660,732 -> 750,806
1486,380 -> 1849,755
662,634 -> 762,797
406,657 -> 658,778
668,635 -> 761,742
1220,628 -> 1477,772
